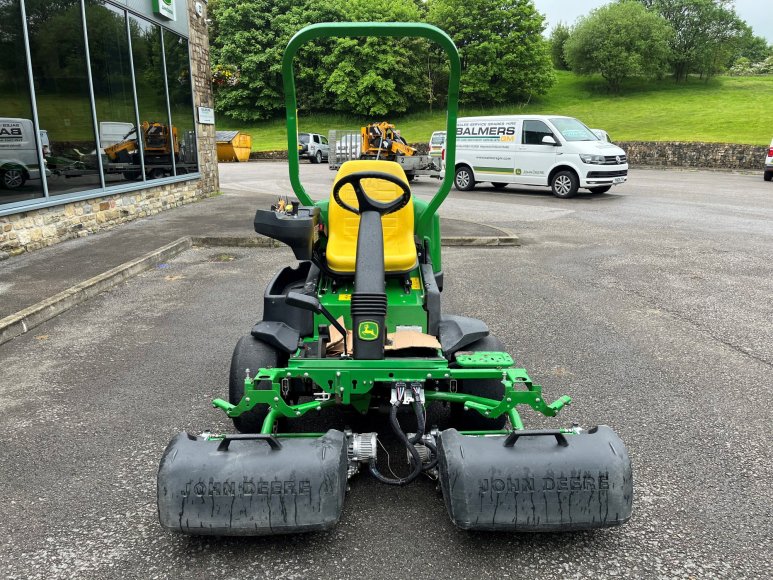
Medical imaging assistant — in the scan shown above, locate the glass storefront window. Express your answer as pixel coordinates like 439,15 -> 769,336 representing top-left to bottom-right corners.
129,16 -> 173,180
0,0 -> 44,205
0,0 -> 199,215
163,31 -> 198,175
86,1 -> 142,187
26,0 -> 101,196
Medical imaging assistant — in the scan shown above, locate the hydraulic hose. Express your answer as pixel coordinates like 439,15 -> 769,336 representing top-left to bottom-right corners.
408,401 -> 425,444
368,404 -> 423,486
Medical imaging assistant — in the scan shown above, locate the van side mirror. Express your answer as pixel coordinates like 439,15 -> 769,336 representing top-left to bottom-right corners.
541,135 -> 558,146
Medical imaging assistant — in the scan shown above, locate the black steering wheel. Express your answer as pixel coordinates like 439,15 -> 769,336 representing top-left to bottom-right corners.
332,171 -> 411,216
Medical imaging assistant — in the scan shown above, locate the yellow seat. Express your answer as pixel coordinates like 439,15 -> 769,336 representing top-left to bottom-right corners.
327,160 -> 417,275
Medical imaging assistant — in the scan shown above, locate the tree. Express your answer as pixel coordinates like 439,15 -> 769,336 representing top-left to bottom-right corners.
209,0 -> 342,121
321,0 -> 427,116
691,2 -> 745,79
731,25 -> 771,66
428,0 -> 554,106
637,0 -> 747,81
550,23 -> 571,70
564,1 -> 673,92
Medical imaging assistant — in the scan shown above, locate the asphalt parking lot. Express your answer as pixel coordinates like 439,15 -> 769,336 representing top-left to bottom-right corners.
1,164 -> 772,578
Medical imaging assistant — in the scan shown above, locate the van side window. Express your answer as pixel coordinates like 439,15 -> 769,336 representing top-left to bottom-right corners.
313,134 -> 320,144
523,120 -> 554,145
321,136 -> 328,145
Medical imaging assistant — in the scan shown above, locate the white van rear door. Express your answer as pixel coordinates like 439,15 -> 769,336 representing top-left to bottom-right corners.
515,120 -> 557,185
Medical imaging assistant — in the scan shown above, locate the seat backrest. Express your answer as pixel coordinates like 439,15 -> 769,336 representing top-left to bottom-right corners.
326,160 -> 416,274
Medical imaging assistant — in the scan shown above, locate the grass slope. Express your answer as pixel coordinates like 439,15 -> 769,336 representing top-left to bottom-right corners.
217,72 -> 773,151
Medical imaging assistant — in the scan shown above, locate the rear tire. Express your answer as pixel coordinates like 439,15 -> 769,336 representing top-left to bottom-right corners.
1,168 -> 25,190
764,171 -> 772,182
588,185 -> 612,193
454,165 -> 475,191
229,335 -> 284,433
551,170 -> 579,198
450,334 -> 508,430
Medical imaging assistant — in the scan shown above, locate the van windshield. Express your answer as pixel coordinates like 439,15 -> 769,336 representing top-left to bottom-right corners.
431,133 -> 445,145
549,118 -> 598,142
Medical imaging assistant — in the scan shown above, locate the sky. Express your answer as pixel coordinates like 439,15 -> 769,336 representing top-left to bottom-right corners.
535,0 -> 773,42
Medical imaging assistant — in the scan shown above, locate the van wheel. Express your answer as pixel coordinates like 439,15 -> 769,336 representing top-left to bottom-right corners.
314,151 -> 322,164
588,185 -> 612,193
764,171 -> 772,182
551,170 -> 579,198
454,165 -> 475,191
491,182 -> 508,189
1,168 -> 26,190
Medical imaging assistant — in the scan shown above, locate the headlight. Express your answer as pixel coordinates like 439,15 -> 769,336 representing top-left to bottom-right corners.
580,154 -> 605,164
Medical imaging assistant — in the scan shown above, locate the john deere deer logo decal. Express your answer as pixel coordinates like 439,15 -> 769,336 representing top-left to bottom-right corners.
358,321 -> 379,341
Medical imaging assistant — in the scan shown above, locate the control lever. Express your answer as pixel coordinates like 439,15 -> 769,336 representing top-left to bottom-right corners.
286,291 -> 349,356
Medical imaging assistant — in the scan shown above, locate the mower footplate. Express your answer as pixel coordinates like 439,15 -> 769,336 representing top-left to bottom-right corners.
438,426 -> 633,532
157,430 -> 348,536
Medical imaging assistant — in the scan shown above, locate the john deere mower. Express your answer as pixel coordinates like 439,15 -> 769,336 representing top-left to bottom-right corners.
157,23 -> 633,535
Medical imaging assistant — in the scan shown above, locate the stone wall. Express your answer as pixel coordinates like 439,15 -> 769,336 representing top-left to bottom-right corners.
0,181 -> 209,257
0,1 -> 218,259
618,141 -> 766,170
250,141 -> 767,170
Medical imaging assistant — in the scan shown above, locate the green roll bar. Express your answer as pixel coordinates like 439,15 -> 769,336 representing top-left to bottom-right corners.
281,22 -> 460,231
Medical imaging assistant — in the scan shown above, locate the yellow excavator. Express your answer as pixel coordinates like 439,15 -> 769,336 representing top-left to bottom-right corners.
105,121 -> 179,164
360,121 -> 416,160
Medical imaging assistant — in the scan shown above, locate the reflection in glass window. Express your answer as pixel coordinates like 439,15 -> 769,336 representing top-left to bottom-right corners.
129,17 -> 172,180
163,31 -> 197,175
0,0 -> 44,204
26,0 -> 100,196
86,1 -> 141,186
550,117 -> 598,142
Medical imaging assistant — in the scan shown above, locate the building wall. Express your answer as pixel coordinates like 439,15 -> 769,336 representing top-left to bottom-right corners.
0,0 -> 217,260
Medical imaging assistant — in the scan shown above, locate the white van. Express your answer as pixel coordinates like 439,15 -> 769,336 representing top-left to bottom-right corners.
0,118 -> 46,190
429,130 -> 445,158
451,115 -> 628,197
99,121 -> 135,148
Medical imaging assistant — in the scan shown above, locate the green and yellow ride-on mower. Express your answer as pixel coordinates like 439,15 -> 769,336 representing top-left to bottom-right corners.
157,23 -> 633,535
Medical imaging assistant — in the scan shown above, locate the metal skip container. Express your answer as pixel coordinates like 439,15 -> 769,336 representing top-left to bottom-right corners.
216,130 -> 252,162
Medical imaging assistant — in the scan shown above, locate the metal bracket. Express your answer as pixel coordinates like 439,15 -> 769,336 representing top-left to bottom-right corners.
390,381 -> 425,405
281,378 -> 290,397
314,391 -> 332,402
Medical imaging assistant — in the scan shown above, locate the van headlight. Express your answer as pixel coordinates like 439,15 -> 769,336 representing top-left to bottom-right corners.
580,154 -> 605,164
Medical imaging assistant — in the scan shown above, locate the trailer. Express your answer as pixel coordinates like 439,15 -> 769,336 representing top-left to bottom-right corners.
328,129 -> 441,181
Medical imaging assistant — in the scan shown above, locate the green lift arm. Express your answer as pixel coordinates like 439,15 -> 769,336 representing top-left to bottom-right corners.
281,22 -> 460,233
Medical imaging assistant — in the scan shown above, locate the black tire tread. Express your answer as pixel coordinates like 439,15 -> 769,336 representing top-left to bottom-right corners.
451,334 -> 508,430
229,335 -> 282,433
